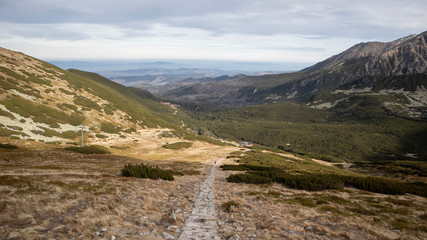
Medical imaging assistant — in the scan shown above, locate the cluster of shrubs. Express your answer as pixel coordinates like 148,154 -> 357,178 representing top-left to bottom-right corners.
121,163 -> 178,181
224,164 -> 427,197
66,145 -> 111,154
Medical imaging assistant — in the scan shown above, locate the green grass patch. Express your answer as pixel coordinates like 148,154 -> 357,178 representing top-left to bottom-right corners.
163,142 -> 193,150
100,122 -> 120,134
95,134 -> 108,139
61,130 -> 80,139
66,145 -> 111,154
73,96 -> 102,112
0,108 -> 15,119
59,88 -> 75,95
183,134 -> 226,146
25,74 -> 52,86
60,103 -> 78,111
121,163 -> 176,181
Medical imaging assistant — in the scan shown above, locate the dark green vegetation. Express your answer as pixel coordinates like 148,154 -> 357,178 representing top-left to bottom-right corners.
0,143 -> 18,149
163,142 -> 193,150
222,150 -> 427,197
121,163 -> 178,181
66,145 -> 111,154
353,160 -> 427,177
180,97 -> 427,162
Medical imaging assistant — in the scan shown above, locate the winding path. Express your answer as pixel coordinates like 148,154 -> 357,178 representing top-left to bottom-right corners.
178,159 -> 222,240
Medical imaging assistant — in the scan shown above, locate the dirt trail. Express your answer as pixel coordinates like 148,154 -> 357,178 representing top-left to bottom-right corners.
178,159 -> 222,240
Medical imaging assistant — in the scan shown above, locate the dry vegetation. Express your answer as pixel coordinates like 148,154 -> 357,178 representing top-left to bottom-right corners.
215,152 -> 427,240
0,134 -> 236,240
1,133 -> 426,240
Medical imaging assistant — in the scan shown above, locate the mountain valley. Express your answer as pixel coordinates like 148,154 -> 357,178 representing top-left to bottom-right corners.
1,31 -> 427,240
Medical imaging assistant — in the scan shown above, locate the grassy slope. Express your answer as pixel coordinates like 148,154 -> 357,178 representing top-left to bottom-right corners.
0,49 -> 184,141
66,69 -> 182,129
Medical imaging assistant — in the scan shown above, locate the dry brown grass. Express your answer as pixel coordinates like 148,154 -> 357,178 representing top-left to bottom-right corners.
0,134 -> 236,239
215,157 -> 427,240
2,134 -> 426,239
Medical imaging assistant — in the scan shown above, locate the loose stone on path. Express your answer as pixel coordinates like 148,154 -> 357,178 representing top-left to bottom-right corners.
178,159 -> 222,240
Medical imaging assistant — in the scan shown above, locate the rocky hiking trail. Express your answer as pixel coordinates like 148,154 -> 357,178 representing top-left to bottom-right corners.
178,159 -> 222,240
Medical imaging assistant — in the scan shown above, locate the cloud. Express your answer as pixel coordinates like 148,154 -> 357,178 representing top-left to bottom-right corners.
0,0 -> 425,63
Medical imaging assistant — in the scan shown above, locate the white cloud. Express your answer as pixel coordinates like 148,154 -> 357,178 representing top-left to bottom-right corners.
0,0 -> 425,65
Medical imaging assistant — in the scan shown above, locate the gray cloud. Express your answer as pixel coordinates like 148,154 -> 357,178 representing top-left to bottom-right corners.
0,0 -> 425,62
1,0 -> 425,40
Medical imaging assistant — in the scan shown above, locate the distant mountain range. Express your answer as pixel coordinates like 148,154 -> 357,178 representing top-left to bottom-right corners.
49,60 -> 294,88
153,31 -> 426,118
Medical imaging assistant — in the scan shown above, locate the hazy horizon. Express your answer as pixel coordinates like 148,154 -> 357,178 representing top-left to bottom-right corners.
48,58 -> 310,73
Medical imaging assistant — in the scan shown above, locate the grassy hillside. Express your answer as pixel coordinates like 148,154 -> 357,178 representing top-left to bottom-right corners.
0,47 -> 183,144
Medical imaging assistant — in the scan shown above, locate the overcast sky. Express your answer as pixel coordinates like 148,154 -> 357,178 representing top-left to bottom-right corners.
0,0 -> 425,67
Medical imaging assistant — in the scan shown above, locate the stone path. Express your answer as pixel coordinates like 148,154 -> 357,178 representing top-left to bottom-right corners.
178,159 -> 222,240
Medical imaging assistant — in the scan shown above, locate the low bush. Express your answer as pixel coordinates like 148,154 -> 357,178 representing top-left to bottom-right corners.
73,96 -> 102,111
121,163 -> 175,181
66,145 -> 111,154
220,164 -> 249,171
227,173 -> 272,184
341,175 -> 406,195
225,165 -> 427,196
95,134 -> 108,139
0,143 -> 18,149
163,142 -> 193,150
100,122 -> 120,134
221,164 -> 281,172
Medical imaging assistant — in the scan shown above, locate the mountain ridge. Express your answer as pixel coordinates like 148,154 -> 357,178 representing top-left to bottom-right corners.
156,31 -> 427,107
